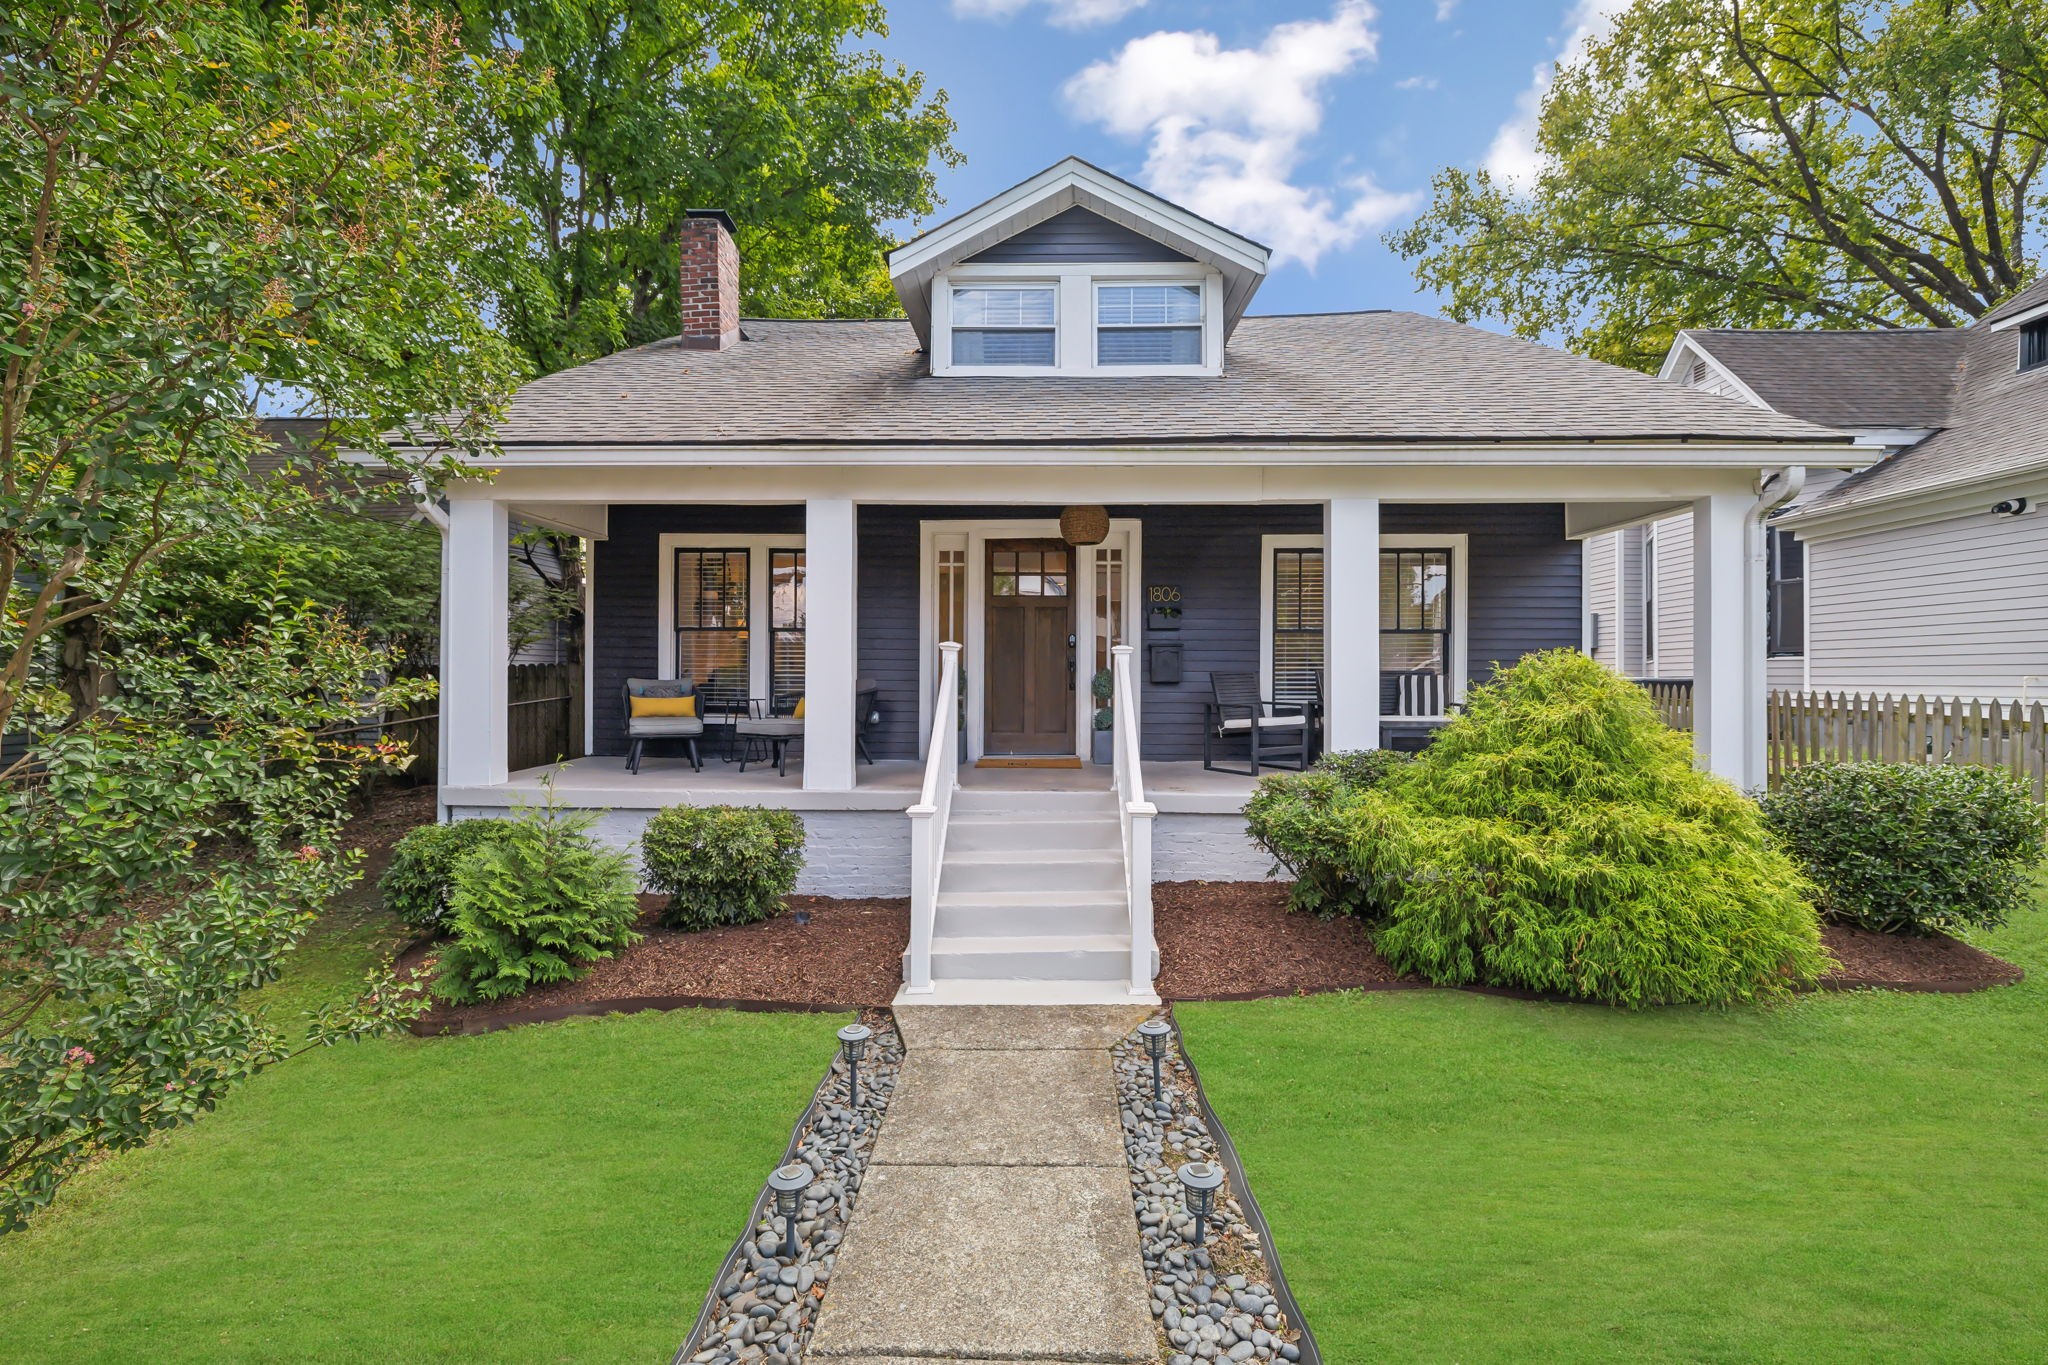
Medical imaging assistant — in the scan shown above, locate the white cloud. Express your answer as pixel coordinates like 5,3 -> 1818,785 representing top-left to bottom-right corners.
1062,1 -> 1421,267
953,0 -> 1148,29
1395,74 -> 1438,90
1484,0 -> 1628,185
1434,0 -> 1459,19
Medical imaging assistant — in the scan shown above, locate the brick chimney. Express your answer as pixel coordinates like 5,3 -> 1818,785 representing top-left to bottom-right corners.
679,209 -> 740,350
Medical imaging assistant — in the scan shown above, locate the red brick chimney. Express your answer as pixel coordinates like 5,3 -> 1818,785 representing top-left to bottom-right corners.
679,209 -> 740,351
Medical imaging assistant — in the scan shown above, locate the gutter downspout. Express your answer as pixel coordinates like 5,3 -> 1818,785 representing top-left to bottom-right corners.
1748,466 -> 1806,787
413,479 -> 453,820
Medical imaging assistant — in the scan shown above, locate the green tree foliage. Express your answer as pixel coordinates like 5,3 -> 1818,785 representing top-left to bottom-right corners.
0,0 -> 528,1228
434,798 -> 642,1002
1390,0 -> 2048,370
446,0 -> 961,374
1763,761 -> 2048,933
1265,652 -> 1829,1006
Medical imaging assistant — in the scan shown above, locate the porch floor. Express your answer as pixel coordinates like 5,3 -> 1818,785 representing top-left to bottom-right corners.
446,754 -> 1264,814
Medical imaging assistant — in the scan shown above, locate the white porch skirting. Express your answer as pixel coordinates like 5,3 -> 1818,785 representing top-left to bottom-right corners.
444,805 -> 913,899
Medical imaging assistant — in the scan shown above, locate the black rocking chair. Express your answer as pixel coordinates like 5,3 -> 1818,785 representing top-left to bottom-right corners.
1202,672 -> 1310,777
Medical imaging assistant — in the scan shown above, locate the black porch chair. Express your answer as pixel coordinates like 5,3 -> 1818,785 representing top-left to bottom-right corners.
855,678 -> 879,766
622,677 -> 702,775
1202,672 -> 1310,777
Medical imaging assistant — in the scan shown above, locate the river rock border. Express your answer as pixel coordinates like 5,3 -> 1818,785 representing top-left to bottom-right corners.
1115,1013 -> 1320,1365
674,1011 -> 902,1365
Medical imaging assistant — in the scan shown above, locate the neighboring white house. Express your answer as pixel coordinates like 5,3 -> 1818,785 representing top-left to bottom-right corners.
429,157 -> 1856,1002
1585,277 -> 2048,704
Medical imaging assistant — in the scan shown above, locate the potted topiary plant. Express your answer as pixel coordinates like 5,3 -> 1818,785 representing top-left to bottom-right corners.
1091,668 -> 1115,765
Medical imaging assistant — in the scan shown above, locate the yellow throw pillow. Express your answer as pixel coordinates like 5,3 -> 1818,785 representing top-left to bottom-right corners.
793,697 -> 806,719
631,694 -> 696,718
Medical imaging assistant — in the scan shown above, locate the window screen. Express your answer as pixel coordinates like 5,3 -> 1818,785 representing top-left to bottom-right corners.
952,286 -> 1055,366
1097,284 -> 1203,366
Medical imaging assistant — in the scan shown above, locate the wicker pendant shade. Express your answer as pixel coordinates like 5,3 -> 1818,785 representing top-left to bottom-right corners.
1059,505 -> 1110,546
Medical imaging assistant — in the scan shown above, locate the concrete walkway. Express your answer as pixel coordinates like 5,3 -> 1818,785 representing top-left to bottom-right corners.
808,1005 -> 1158,1365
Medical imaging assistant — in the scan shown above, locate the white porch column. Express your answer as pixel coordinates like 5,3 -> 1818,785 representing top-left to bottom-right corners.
442,496 -> 510,788
804,497 -> 858,791
1324,496 -> 1382,751
1691,493 -> 1755,787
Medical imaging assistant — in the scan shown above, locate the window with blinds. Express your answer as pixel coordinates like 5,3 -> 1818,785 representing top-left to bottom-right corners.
769,549 -> 806,712
1096,283 -> 1203,366
951,286 -> 1056,366
675,548 -> 749,713
1271,547 -> 1324,706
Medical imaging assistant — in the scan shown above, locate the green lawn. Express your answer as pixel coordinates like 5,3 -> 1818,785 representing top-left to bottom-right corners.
0,903 -> 841,1363
1180,903 -> 2048,1363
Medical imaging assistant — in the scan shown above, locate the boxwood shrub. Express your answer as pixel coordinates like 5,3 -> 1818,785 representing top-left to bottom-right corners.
1249,650 -> 1829,1006
379,818 -> 518,932
1246,750 -> 1414,916
434,805 -> 641,1003
640,805 -> 805,932
1762,761 -> 2048,934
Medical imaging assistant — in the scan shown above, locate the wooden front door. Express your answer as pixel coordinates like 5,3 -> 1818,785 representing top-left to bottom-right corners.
984,539 -> 1076,755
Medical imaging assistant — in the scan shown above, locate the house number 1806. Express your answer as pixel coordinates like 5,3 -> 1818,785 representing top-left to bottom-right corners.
1147,585 -> 1182,604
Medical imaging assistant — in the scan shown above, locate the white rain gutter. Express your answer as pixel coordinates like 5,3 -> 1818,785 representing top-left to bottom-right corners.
1747,466 -> 1806,785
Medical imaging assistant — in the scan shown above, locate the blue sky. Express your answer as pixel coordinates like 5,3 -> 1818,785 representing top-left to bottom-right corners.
878,0 -> 1621,317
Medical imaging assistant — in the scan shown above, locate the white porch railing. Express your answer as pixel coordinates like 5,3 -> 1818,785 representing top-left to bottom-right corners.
1110,645 -> 1157,995
904,641 -> 962,994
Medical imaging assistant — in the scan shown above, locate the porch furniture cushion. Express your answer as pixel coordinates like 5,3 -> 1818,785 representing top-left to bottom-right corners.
1217,715 -> 1312,731
735,716 -> 804,738
628,716 -> 705,736
629,693 -> 698,718
792,697 -> 806,719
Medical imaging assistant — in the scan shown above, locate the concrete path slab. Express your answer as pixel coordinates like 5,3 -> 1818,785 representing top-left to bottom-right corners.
894,1003 -> 1153,1052
805,1163 -> 1155,1363
870,1047 -> 1125,1168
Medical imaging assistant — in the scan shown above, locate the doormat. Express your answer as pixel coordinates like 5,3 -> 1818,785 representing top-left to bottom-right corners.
974,756 -> 1084,769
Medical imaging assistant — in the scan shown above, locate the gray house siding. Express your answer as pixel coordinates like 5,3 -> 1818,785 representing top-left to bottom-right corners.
1806,507 -> 2048,700
591,502 -> 1583,762
964,206 -> 1192,264
1585,532 -> 1618,668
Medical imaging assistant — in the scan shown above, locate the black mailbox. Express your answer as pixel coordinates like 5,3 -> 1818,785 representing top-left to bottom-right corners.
1147,642 -> 1184,685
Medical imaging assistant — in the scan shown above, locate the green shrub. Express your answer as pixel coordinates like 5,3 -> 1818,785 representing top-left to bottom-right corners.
1762,761 -> 2048,934
380,819 -> 519,931
1277,651 -> 1828,1006
434,803 -> 641,1003
640,805 -> 805,931
1246,750 -> 1414,917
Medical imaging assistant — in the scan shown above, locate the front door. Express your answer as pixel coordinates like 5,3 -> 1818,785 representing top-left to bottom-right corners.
984,539 -> 1075,755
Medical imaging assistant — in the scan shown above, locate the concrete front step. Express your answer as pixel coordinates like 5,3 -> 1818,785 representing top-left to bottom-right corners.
928,932 -> 1132,982
940,848 -> 1124,893
934,890 -> 1127,937
944,815 -> 1122,854
948,790 -> 1118,816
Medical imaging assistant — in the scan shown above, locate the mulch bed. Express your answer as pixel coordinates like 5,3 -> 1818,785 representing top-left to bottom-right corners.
397,876 -> 2024,1033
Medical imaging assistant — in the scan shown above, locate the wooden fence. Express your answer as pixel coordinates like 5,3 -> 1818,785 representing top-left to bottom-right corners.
379,662 -> 585,782
1641,679 -> 1692,732
1767,691 -> 2048,799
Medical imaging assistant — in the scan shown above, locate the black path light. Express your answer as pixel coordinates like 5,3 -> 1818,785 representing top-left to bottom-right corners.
1177,1161 -> 1225,1247
1137,1017 -> 1173,1106
837,1022 -> 873,1109
766,1163 -> 813,1259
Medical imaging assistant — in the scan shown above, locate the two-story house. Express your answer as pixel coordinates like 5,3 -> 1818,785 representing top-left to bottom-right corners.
428,158 -> 1851,1003
1588,277 -> 2048,705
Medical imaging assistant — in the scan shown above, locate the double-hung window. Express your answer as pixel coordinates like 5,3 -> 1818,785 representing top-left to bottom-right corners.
674,547 -> 751,713
1766,527 -> 1805,657
2022,318 -> 2048,373
1096,283 -> 1203,366
768,549 -> 806,712
950,286 -> 1055,367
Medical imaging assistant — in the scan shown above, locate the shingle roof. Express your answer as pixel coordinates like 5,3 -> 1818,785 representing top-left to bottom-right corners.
490,311 -> 1842,449
1681,328 -> 1965,429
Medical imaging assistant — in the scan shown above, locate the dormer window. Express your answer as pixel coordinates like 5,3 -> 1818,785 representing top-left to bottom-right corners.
2022,317 -> 2047,373
951,286 -> 1056,367
1097,284 -> 1203,366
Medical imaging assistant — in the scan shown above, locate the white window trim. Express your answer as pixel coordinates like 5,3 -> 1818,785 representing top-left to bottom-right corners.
932,261 -> 1223,378
1641,524 -> 1660,675
1259,532 -> 1470,720
917,517 -> 1143,763
656,531 -> 806,704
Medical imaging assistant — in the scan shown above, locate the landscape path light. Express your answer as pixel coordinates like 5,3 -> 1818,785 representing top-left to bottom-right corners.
766,1163 -> 813,1259
1177,1160 -> 1225,1247
837,1022 -> 873,1109
1137,1017 -> 1173,1106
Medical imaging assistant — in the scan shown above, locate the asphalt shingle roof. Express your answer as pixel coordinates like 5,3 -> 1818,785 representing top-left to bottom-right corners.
490,311 -> 1843,449
1681,328 -> 1964,430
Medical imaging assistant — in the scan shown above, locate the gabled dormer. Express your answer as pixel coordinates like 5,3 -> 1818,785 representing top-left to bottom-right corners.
888,158 -> 1270,378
